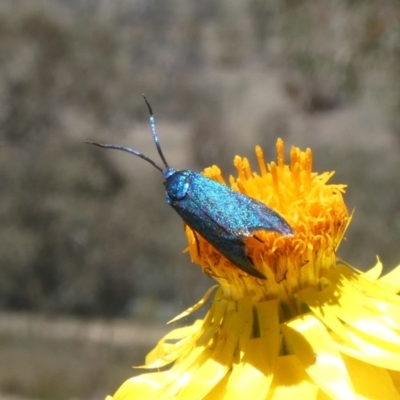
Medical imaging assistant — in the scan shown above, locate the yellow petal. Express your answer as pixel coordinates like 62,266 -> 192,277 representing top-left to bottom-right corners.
132,346 -> 216,399
223,300 -> 281,400
112,371 -> 172,400
143,305 -> 232,398
143,292 -> 229,370
143,321 -> 203,368
300,277 -> 400,352
380,263 -> 400,293
334,265 -> 400,306
152,347 -> 214,399
332,328 -> 400,371
266,355 -> 328,400
282,314 -> 355,400
235,298 -> 254,350
334,281 -> 400,352
176,307 -> 242,399
342,354 -> 400,399
300,286 -> 400,370
203,373 -> 231,399
362,296 -> 400,331
168,286 -> 218,324
388,370 -> 400,392
364,257 -> 383,279
135,298 -> 237,399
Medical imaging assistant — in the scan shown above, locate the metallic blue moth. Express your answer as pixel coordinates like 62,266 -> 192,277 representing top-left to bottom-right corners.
87,96 -> 293,280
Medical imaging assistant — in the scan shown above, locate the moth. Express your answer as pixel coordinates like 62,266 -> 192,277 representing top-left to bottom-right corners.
87,96 -> 293,279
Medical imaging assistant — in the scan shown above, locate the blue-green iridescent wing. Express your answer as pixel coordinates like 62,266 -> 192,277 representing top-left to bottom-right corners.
185,173 -> 292,238
167,172 -> 292,279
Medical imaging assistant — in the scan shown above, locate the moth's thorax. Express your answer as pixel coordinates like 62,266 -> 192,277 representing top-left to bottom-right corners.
164,169 -> 191,202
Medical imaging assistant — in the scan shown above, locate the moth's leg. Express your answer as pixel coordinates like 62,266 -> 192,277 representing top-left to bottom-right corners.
246,254 -> 254,265
193,231 -> 201,256
204,268 -> 216,278
253,235 -> 264,243
184,223 -> 201,256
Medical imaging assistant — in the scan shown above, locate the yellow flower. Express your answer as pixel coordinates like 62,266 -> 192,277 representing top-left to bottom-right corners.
107,139 -> 400,400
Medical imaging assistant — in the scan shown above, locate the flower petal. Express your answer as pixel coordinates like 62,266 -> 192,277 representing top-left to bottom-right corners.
203,373 -> 230,399
143,290 -> 228,370
380,264 -> 400,294
168,286 -> 218,324
301,286 -> 400,370
142,321 -> 203,368
364,258 -> 383,279
388,370 -> 400,392
223,300 -> 281,400
175,306 -> 242,399
282,314 -> 355,400
266,355 -> 325,400
332,329 -> 400,371
129,346 -> 215,399
334,265 -> 400,305
111,371 -> 172,400
334,283 -> 400,352
342,354 -> 400,399
362,297 -> 400,331
301,271 -> 400,352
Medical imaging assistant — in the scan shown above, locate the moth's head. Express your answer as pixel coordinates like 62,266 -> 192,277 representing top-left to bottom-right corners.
164,170 -> 191,201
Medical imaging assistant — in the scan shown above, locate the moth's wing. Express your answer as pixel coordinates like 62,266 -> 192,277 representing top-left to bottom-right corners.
179,203 -> 266,279
169,175 -> 266,279
231,195 -> 294,237
186,174 -> 293,238
217,238 -> 266,280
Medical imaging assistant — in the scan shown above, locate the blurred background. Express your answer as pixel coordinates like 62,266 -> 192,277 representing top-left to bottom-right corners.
1,0 -> 400,398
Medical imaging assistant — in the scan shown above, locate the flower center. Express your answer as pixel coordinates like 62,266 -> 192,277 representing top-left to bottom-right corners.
185,139 -> 349,316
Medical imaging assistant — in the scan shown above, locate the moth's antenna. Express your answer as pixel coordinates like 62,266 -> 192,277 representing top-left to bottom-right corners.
85,142 -> 164,173
143,95 -> 170,169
